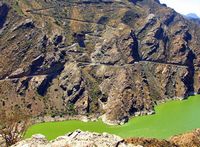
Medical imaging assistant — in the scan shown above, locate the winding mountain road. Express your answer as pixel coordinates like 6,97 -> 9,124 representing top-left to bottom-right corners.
0,60 -> 190,82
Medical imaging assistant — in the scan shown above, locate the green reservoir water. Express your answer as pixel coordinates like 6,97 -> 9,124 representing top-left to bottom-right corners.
25,95 -> 200,140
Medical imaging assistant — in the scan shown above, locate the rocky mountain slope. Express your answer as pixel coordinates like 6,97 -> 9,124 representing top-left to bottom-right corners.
186,13 -> 199,19
0,0 -> 200,124
11,129 -> 200,147
185,13 -> 200,25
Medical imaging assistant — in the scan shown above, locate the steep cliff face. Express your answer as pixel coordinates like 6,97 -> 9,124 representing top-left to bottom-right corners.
0,0 -> 200,124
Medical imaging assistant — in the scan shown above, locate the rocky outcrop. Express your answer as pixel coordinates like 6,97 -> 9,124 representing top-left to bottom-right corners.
11,19 -> 35,32
91,32 -> 137,64
0,136 -> 5,147
12,130 -> 125,147
59,63 -> 89,114
124,129 -> 200,147
12,129 -> 200,147
170,129 -> 200,147
124,138 -> 176,147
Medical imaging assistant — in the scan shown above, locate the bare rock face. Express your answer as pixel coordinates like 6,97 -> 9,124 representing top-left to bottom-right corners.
59,63 -> 89,114
91,32 -> 137,65
12,130 -> 126,147
12,134 -> 48,147
124,129 -> 200,147
124,138 -> 176,147
0,0 -> 200,123
0,136 -> 5,147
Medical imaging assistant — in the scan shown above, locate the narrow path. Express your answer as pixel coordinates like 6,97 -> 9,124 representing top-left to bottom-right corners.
0,60 -> 190,82
139,60 -> 189,68
0,74 -> 49,82
25,1 -> 131,28
29,11 -> 107,26
26,1 -> 131,13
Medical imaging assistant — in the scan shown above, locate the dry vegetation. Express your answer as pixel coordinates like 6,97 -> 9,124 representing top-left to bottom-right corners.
0,108 -> 30,147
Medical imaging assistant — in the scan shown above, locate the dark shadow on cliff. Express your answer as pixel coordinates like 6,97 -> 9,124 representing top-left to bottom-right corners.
37,63 -> 64,96
182,50 -> 196,97
0,3 -> 9,29
130,30 -> 141,61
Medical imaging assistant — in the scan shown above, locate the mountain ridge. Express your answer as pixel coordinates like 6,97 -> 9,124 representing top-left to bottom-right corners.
186,13 -> 200,19
185,13 -> 200,25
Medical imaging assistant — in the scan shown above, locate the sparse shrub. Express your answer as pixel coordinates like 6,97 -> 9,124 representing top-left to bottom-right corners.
0,108 -> 30,147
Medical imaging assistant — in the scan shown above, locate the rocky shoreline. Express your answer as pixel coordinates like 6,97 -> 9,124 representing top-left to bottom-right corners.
32,94 -> 198,126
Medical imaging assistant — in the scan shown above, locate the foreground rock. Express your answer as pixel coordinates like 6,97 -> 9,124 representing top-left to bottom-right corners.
170,129 -> 200,146
12,129 -> 200,147
0,136 -> 5,147
124,129 -> 200,147
12,130 -> 125,147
